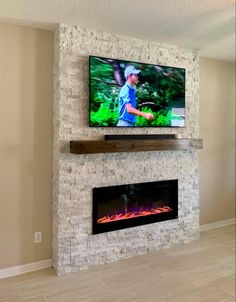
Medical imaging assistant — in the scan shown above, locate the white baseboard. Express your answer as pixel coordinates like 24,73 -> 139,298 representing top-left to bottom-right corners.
0,259 -> 52,280
200,218 -> 236,232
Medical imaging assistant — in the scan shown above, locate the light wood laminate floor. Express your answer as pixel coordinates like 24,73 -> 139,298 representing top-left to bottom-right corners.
0,224 -> 235,302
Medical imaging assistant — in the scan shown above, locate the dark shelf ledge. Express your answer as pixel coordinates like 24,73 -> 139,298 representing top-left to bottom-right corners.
70,139 -> 203,154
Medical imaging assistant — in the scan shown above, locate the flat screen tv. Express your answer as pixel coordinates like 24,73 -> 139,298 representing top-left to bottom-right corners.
89,55 -> 185,127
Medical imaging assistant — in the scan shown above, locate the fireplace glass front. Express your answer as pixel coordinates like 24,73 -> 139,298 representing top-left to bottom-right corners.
93,179 -> 178,234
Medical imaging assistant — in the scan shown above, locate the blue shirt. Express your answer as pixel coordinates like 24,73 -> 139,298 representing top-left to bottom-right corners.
118,82 -> 136,124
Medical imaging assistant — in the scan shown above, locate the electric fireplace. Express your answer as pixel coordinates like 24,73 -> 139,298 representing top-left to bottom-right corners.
93,179 -> 178,234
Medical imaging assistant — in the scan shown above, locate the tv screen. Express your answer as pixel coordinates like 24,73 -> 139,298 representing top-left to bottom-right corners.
89,55 -> 185,127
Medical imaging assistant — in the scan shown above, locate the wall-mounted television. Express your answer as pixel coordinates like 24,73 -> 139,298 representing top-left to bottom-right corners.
89,55 -> 185,127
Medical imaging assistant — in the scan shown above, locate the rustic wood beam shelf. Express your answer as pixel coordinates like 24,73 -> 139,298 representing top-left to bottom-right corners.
70,139 -> 203,154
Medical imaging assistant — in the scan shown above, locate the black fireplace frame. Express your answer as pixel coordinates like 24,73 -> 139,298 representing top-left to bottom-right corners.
92,179 -> 178,235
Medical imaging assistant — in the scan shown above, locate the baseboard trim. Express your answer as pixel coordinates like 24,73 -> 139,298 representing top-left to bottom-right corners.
200,218 -> 236,232
0,259 -> 52,280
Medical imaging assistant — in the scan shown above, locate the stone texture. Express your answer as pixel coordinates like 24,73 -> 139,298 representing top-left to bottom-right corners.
53,24 -> 200,275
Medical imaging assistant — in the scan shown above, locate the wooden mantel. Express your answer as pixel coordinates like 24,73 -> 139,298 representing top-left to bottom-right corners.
70,138 -> 203,155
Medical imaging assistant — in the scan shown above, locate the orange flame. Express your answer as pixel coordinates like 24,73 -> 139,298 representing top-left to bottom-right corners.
97,206 -> 173,224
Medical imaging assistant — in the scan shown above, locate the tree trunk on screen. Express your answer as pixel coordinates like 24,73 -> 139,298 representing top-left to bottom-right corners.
108,59 -> 124,86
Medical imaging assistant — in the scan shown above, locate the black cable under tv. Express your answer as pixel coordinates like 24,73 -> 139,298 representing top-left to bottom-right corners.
104,134 -> 176,140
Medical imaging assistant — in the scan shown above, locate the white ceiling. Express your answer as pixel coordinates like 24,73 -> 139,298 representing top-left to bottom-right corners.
0,0 -> 235,62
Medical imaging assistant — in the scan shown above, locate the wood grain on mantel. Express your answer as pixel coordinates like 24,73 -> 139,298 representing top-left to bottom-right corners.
70,139 -> 203,154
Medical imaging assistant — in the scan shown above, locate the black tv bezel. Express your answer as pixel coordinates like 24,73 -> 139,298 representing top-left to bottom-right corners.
89,55 -> 186,128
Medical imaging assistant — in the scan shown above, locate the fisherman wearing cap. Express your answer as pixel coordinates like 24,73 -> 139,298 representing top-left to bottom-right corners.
117,65 -> 154,126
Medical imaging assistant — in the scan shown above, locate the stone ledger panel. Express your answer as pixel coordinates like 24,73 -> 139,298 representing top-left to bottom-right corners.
53,24 -> 200,275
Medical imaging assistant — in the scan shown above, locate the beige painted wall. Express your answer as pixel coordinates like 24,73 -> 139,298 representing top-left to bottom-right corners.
0,23 -> 53,268
199,58 -> 235,225
0,23 -> 235,269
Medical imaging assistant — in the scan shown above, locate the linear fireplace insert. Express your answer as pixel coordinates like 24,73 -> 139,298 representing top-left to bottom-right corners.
92,179 -> 178,234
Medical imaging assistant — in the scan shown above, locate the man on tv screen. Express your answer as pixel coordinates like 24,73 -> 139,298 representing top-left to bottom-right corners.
117,65 -> 154,126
